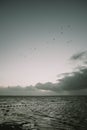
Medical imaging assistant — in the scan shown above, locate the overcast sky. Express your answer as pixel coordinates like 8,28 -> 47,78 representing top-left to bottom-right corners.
0,0 -> 87,95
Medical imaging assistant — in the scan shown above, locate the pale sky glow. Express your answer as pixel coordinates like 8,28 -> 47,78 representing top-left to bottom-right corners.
0,0 -> 87,88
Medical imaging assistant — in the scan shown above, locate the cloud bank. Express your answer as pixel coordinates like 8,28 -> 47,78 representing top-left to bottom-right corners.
35,51 -> 87,95
70,50 -> 87,62
35,67 -> 87,93
0,50 -> 87,95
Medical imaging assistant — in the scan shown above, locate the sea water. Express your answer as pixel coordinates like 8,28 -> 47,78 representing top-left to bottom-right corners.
0,96 -> 87,130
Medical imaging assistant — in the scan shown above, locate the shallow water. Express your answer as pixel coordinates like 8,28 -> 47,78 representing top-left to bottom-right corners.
0,96 -> 87,130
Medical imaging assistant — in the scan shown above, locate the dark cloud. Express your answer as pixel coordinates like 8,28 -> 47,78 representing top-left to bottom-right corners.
35,82 -> 67,95
35,66 -> 87,94
70,50 -> 87,61
57,72 -> 72,79
57,67 -> 87,91
35,82 -> 60,91
67,89 -> 87,95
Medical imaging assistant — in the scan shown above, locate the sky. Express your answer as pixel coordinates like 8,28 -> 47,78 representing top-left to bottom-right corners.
0,0 -> 87,95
